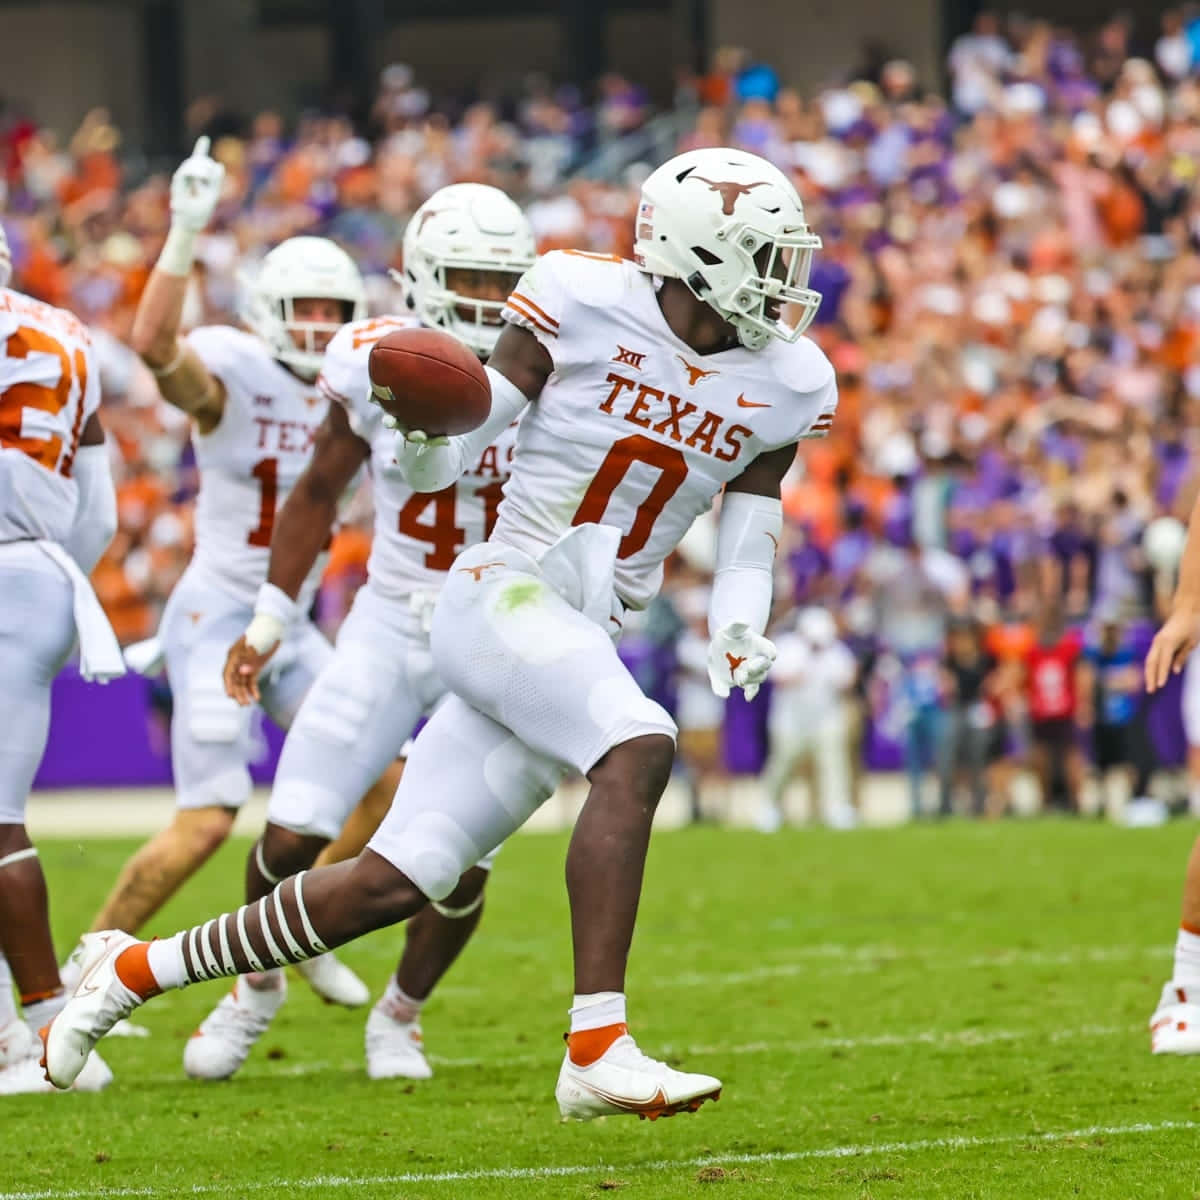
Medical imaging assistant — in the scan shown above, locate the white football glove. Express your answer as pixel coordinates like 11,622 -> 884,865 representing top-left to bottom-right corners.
169,136 -> 225,233
368,382 -> 449,446
707,622 -> 777,701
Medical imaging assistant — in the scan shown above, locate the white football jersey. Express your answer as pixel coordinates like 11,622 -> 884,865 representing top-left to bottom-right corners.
187,326 -> 329,608
0,287 -> 101,545
499,251 -> 838,609
317,317 -> 518,599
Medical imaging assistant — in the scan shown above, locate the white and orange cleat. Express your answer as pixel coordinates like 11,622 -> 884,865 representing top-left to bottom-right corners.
40,931 -> 148,1089
2,1016 -> 113,1094
183,975 -> 286,1080
364,1006 -> 432,1080
1150,982 -> 1200,1054
0,1021 -> 57,1095
296,953 -> 369,1008
555,1024 -> 721,1121
61,942 -> 150,1039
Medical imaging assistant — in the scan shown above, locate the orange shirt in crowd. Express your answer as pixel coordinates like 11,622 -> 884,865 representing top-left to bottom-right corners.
91,555 -> 152,644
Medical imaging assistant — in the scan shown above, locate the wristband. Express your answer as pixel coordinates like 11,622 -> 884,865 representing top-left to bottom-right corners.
157,225 -> 198,277
244,612 -> 284,655
149,342 -> 187,379
253,581 -> 300,624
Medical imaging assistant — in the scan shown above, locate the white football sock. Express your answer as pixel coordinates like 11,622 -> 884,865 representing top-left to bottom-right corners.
146,934 -> 190,991
378,976 -> 424,1024
569,991 -> 627,1033
0,957 -> 16,1027
22,991 -> 66,1036
1173,927 -> 1200,988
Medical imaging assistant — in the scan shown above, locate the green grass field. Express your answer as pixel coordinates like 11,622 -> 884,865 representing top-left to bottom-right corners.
5,820 -> 1200,1199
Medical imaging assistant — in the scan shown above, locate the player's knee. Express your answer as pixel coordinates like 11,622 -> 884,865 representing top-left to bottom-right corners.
387,811 -> 480,903
432,864 -> 489,918
0,823 -> 30,857
261,823 -> 326,881
591,733 -> 675,803
348,850 -> 427,925
173,807 -> 235,861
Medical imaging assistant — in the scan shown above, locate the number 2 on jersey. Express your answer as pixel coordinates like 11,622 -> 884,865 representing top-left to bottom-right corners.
572,434 -> 688,558
396,479 -> 505,569
0,326 -> 88,475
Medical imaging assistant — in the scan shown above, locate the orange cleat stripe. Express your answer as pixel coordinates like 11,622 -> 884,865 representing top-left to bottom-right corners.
567,1022 -> 628,1067
115,942 -> 162,999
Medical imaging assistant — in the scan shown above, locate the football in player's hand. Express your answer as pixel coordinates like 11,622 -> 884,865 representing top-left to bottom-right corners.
368,329 -> 491,437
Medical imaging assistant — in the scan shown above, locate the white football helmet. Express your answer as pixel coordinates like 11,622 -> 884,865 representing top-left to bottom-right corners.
398,184 -> 536,358
634,148 -> 822,350
0,224 -> 11,289
239,236 -> 366,379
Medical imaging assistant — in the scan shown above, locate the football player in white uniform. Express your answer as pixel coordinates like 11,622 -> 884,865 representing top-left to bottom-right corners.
43,148 -> 839,1123
1145,507 -> 1200,1052
182,183 -> 534,1083
0,224 -> 119,1093
59,142 -> 373,1008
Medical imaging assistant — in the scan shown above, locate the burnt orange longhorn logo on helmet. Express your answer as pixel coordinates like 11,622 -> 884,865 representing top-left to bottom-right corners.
690,177 -> 770,216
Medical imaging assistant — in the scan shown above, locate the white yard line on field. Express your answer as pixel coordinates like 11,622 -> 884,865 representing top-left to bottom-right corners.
428,943 -> 1172,998
1,1118 -> 1195,1199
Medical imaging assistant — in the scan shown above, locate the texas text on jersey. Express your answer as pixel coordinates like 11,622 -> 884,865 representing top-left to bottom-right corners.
498,249 -> 837,610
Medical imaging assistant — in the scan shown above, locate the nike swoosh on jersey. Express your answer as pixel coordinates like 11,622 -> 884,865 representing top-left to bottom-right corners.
735,394 -> 771,409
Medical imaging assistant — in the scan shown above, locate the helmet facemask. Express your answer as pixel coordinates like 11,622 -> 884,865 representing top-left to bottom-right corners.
685,222 -> 822,351
404,259 -> 527,358
633,148 -> 824,352
399,183 -> 537,359
272,295 -> 357,379
238,236 -> 367,380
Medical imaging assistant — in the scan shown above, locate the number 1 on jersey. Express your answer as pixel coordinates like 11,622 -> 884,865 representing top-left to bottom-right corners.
247,457 -> 277,547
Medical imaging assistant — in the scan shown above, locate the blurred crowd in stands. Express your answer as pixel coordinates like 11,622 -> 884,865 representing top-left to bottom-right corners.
4,10 -> 1200,820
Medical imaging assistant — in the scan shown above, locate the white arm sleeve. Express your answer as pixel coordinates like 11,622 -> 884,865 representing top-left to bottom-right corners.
708,492 -> 783,637
394,366 -> 530,493
63,442 -> 118,573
